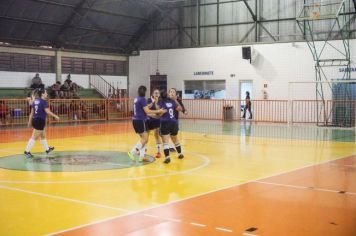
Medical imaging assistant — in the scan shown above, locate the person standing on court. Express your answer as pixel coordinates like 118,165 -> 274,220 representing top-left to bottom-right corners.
128,86 -> 166,162
242,91 -> 252,119
24,89 -> 60,158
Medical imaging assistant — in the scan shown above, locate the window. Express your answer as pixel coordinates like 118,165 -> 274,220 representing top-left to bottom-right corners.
184,80 -> 226,99
0,52 -> 54,72
61,57 -> 127,76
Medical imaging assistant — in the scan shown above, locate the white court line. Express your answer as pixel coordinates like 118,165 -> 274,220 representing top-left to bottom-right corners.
255,180 -> 356,196
47,154 -> 355,235
190,222 -> 206,227
242,232 -> 258,236
0,184 -> 130,213
215,227 -> 233,233
330,163 -> 356,168
143,214 -> 158,218
166,218 -> 181,223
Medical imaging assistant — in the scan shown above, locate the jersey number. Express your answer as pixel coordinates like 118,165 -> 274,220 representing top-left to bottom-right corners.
169,108 -> 174,119
34,105 -> 38,114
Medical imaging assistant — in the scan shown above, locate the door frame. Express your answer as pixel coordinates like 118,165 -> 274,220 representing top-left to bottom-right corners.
239,80 -> 253,100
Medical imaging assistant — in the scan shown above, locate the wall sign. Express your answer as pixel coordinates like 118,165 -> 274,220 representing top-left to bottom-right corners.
193,71 -> 214,76
339,67 -> 356,73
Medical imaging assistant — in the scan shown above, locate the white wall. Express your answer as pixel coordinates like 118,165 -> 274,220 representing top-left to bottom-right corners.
0,71 -> 127,89
129,40 -> 356,100
0,72 -> 55,88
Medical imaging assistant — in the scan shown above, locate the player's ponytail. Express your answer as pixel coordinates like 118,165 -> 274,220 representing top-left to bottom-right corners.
33,88 -> 46,99
160,89 -> 168,100
138,86 -> 147,97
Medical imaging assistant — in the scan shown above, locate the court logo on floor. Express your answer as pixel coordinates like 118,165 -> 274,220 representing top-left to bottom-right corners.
0,151 -> 155,172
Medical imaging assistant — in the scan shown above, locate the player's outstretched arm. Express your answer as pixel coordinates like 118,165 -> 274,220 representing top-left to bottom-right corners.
27,108 -> 34,127
45,108 -> 60,120
176,105 -> 183,112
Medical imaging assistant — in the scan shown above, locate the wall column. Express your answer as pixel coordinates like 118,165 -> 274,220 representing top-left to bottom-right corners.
55,49 -> 62,82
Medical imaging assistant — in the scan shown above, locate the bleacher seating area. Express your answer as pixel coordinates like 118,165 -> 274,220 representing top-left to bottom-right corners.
0,88 -> 103,99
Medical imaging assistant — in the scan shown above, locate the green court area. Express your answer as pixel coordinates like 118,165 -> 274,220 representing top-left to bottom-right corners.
0,151 -> 155,172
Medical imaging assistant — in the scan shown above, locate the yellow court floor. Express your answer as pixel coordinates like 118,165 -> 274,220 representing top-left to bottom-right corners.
0,121 -> 355,235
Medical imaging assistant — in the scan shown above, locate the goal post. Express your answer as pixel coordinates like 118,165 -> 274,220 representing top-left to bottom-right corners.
288,80 -> 356,127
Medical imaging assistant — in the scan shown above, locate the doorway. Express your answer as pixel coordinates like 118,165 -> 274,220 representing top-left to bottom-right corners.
239,80 -> 253,119
239,80 -> 253,100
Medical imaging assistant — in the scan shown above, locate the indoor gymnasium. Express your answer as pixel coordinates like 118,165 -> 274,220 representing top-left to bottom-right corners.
0,0 -> 355,235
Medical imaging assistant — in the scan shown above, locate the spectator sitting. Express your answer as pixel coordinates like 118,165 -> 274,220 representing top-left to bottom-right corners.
60,81 -> 71,98
70,82 -> 81,99
58,102 -> 68,115
50,81 -> 61,98
93,103 -> 106,118
69,100 -> 80,120
79,101 -> 88,120
65,74 -> 72,84
0,100 -> 11,125
30,73 -> 44,90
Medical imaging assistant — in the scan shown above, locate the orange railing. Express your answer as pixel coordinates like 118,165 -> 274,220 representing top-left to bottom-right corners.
49,99 -> 108,123
0,99 -> 355,126
107,98 -> 132,120
182,99 -> 288,123
0,99 -> 31,126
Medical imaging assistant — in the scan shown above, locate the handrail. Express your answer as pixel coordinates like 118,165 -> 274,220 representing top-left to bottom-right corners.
0,99 -> 355,127
89,75 -> 116,98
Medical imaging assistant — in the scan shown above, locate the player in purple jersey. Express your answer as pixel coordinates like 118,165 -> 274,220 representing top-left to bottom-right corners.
146,88 -> 162,158
24,89 -> 60,158
168,88 -> 188,152
158,90 -> 183,164
128,86 -> 165,162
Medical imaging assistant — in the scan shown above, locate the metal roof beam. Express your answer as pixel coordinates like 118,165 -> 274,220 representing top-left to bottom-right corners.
143,0 -> 196,45
28,0 -> 148,22
0,15 -> 135,37
54,0 -> 90,46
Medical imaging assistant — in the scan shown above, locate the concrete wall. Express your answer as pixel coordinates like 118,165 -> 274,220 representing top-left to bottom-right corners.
129,40 -> 356,100
0,45 -> 128,89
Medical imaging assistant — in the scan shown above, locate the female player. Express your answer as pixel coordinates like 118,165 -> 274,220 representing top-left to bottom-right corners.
146,88 -> 162,158
158,89 -> 183,164
168,88 -> 187,152
128,86 -> 165,162
24,89 -> 60,158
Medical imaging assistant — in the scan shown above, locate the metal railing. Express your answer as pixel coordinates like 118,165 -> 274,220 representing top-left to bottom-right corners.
89,75 -> 116,98
0,99 -> 355,127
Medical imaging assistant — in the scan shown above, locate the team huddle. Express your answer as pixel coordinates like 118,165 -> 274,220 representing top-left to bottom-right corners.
128,86 -> 187,164
23,86 -> 186,165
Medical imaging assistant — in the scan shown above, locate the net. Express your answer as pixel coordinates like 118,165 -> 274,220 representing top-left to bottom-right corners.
288,80 -> 356,127
297,0 -> 345,21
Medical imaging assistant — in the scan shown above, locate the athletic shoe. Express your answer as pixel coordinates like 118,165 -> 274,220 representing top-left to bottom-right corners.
178,153 -> 184,159
24,151 -> 33,158
169,148 -> 176,152
46,147 -> 55,154
127,151 -> 136,162
164,157 -> 171,164
155,152 -> 161,158
138,157 -> 150,163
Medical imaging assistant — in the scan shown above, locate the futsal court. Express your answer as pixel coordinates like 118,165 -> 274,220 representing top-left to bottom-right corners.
0,120 -> 355,235
1,0 -> 356,235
